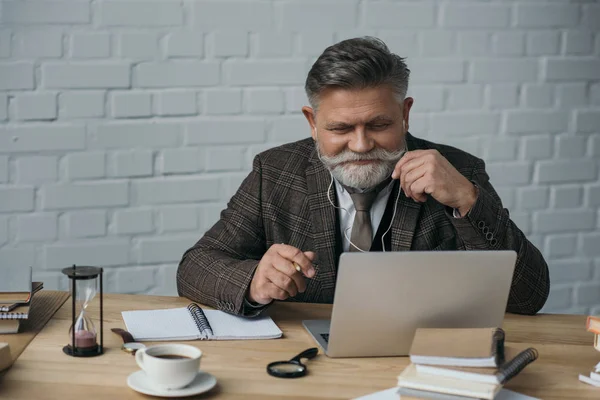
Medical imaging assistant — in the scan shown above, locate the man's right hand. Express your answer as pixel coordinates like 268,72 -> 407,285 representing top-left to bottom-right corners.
247,244 -> 316,305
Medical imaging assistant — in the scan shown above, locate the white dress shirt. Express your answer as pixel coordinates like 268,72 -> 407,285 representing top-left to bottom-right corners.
333,179 -> 395,252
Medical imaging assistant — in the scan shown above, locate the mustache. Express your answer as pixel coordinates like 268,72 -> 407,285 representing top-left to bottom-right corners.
320,147 -> 406,166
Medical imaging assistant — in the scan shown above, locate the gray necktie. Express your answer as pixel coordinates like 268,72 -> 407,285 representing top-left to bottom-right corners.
348,191 -> 378,252
344,178 -> 392,252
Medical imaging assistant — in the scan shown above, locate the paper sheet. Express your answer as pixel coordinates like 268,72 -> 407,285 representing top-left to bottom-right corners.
352,388 -> 541,400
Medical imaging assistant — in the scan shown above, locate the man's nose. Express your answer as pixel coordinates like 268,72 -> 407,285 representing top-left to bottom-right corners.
348,128 -> 374,153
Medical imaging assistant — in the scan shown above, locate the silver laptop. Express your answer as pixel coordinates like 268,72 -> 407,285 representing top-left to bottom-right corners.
303,250 -> 517,358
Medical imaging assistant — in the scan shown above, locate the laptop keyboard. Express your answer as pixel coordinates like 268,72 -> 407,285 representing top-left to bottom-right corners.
320,333 -> 330,343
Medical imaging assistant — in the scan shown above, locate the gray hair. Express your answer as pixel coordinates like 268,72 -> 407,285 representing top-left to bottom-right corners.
305,36 -> 410,110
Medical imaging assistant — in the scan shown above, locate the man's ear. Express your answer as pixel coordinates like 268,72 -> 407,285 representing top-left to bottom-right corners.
302,106 -> 317,141
402,97 -> 414,130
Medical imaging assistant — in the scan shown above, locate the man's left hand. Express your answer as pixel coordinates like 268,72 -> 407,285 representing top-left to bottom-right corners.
391,149 -> 478,216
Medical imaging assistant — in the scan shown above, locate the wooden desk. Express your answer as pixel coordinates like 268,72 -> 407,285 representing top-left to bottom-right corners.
0,294 -> 599,399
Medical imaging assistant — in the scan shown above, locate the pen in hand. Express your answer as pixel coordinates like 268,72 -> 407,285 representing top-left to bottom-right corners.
247,244 -> 316,305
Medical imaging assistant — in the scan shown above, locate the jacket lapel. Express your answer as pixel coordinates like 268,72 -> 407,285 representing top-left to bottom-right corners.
390,133 -> 423,251
306,146 -> 338,301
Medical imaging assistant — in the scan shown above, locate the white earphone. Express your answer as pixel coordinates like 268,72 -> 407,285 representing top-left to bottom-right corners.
313,119 -> 407,252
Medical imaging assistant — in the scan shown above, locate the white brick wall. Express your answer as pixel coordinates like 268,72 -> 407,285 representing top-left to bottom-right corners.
63,210 -> 107,238
113,208 -> 154,235
15,156 -> 58,184
0,63 -> 35,90
70,33 -> 111,59
14,29 -> 63,58
1,0 -> 599,314
14,93 -> 57,121
2,1 -> 90,24
117,33 -> 159,59
110,92 -> 152,119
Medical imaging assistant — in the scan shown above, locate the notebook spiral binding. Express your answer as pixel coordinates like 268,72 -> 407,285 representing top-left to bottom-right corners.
0,312 -> 28,320
186,303 -> 214,339
497,347 -> 539,384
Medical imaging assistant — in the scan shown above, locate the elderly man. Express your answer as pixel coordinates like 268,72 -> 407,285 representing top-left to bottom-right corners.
177,37 -> 550,317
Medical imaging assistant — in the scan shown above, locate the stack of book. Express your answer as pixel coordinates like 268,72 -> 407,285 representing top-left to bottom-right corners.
579,316 -> 600,387
396,328 -> 539,399
0,266 -> 43,334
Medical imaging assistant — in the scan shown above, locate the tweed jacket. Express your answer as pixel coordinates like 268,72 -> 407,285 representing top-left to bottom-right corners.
177,133 -> 550,316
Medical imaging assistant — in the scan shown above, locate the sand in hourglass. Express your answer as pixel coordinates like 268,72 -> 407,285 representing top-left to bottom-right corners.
74,330 -> 97,348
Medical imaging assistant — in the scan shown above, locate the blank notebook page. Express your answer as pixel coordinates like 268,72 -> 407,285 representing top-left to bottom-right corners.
122,307 -> 201,341
203,310 -> 282,340
122,307 -> 283,341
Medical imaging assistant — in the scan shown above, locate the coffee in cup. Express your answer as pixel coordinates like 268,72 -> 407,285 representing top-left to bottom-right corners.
135,344 -> 202,390
153,354 -> 193,360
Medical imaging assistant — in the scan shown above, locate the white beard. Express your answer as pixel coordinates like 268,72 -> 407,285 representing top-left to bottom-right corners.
331,160 -> 393,189
317,143 -> 406,190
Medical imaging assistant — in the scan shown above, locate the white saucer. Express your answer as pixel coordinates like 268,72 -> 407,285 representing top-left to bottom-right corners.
127,370 -> 217,398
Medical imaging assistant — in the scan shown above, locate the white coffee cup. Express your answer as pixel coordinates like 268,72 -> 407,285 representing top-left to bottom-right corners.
135,344 -> 202,390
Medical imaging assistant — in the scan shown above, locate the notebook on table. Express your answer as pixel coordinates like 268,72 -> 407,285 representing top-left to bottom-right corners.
414,347 -> 539,385
0,320 -> 20,334
409,327 -> 505,367
0,282 -> 44,334
397,364 -> 501,400
122,303 -> 283,341
1,303 -> 34,320
395,387 -> 540,400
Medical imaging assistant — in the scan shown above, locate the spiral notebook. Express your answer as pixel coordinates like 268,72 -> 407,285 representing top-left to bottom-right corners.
415,347 -> 539,384
122,304 -> 283,341
398,349 -> 538,400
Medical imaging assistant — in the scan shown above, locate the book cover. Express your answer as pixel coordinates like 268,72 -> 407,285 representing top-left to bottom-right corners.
0,268 -> 33,304
409,328 -> 505,367
397,364 -> 501,400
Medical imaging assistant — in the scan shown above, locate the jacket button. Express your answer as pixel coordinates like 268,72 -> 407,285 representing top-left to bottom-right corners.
478,221 -> 485,229
486,232 -> 494,241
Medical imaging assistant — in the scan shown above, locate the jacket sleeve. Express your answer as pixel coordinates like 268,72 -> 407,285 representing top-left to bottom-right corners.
449,158 -> 550,315
177,155 -> 268,317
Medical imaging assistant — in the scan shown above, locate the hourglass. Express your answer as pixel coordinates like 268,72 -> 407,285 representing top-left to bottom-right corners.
62,265 -> 104,357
